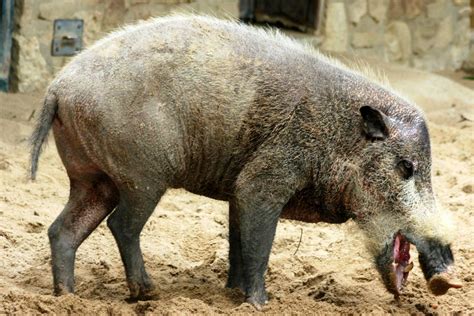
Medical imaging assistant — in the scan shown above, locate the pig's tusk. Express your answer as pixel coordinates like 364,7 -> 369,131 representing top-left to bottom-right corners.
404,262 -> 414,273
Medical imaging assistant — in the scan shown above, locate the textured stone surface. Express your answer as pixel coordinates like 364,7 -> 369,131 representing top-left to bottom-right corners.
457,6 -> 472,18
413,34 -> 435,54
453,17 -> 471,48
352,32 -> 378,48
348,0 -> 367,24
449,45 -> 469,69
73,10 -> 105,47
404,0 -> 426,18
415,17 -> 438,40
412,54 -> 444,71
322,2 -> 349,52
452,0 -> 469,5
124,3 -> 170,23
434,15 -> 454,49
39,0 -> 103,20
427,0 -> 449,19
462,47 -> 474,73
13,35 -> 52,93
9,0 -> 473,92
388,0 -> 402,19
102,0 -> 127,31
367,0 -> 389,22
384,21 -> 412,63
355,14 -> 380,33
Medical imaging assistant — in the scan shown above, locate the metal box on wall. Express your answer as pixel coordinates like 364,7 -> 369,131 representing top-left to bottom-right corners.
51,19 -> 84,56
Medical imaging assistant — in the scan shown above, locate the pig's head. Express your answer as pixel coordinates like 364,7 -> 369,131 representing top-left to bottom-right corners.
339,105 -> 462,297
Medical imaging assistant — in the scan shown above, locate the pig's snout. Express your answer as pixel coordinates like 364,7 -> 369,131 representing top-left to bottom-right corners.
416,238 -> 462,295
428,271 -> 462,295
375,233 -> 462,297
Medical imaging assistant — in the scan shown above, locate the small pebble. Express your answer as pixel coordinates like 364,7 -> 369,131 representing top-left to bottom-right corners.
462,184 -> 472,194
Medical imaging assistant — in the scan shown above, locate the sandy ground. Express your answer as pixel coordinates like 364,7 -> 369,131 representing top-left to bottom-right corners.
0,64 -> 473,315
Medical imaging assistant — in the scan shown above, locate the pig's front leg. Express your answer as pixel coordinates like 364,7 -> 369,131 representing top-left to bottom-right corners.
233,150 -> 306,309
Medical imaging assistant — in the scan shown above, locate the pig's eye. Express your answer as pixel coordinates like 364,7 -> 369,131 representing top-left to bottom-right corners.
397,159 -> 414,179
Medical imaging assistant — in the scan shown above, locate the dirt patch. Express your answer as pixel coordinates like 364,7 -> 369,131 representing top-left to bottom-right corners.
0,65 -> 473,314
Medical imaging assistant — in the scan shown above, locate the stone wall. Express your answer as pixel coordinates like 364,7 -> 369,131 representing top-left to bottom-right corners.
10,0 -> 473,93
322,0 -> 472,71
11,0 -> 238,92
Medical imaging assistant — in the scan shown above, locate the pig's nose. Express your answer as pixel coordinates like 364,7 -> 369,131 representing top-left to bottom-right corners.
428,271 -> 463,295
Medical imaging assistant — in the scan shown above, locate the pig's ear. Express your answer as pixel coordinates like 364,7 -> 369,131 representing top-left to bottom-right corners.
359,106 -> 389,140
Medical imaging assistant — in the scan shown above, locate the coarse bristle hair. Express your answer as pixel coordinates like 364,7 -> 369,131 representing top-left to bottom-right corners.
85,13 -> 417,108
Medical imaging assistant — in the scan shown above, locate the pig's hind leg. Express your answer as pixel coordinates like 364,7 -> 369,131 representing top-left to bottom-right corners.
48,174 -> 119,295
107,185 -> 164,300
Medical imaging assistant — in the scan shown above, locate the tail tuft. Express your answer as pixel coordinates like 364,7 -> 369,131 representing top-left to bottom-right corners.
30,93 -> 58,180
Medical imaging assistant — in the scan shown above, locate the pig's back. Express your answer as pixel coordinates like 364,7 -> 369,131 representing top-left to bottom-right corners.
49,15 -> 317,196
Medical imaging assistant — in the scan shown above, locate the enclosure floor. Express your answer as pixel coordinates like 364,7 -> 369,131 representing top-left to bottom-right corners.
0,67 -> 473,314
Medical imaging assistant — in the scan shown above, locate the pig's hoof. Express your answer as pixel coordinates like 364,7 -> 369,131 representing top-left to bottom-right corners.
246,293 -> 269,310
126,290 -> 159,302
127,281 -> 158,301
54,284 -> 74,296
428,273 -> 462,295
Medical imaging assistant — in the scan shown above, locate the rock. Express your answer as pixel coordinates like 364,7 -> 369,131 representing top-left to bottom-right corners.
453,17 -> 471,46
72,10 -> 105,47
13,35 -> 51,93
17,19 -> 50,39
461,48 -> 474,74
413,37 -> 433,55
39,1 -> 80,20
0,160 -> 10,171
434,15 -> 454,49
413,17 -> 438,54
450,46 -> 469,70
450,17 -> 470,70
322,2 -> 349,52
412,54 -> 443,71
462,185 -> 473,194
404,0 -> 425,19
39,0 -> 106,20
348,0 -> 367,25
102,0 -> 127,31
388,0 -> 403,19
418,17 -> 438,39
367,0 -> 389,22
213,1 -> 239,17
126,0 -> 150,6
457,6 -> 472,18
20,0 -> 40,21
124,3 -> 170,23
355,14 -> 379,32
384,21 -> 412,63
150,0 -> 194,3
352,32 -> 378,48
427,0 -> 448,20
389,0 -> 425,19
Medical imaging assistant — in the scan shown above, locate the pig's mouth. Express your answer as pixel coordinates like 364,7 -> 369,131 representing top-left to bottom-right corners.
377,232 -> 462,297
390,232 -> 413,295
